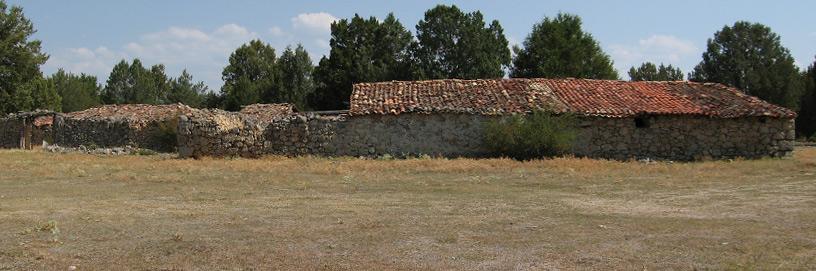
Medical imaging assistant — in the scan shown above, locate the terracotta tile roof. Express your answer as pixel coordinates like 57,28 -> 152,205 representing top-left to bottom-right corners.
350,78 -> 796,118
33,115 -> 53,127
239,103 -> 295,122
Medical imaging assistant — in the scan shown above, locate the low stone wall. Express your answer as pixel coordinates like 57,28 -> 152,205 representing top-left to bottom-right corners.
53,117 -> 131,148
178,111 -> 796,160
177,109 -> 340,158
53,104 -> 191,151
54,116 -> 180,151
0,116 -> 23,148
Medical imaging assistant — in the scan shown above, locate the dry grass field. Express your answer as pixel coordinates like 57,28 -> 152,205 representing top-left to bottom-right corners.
1,148 -> 815,270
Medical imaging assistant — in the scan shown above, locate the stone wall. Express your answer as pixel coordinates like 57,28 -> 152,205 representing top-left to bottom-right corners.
177,110 -> 796,160
53,116 -> 179,151
52,104 -> 192,151
177,109 -> 341,158
331,114 -> 489,157
0,116 -> 24,148
0,111 -> 55,149
573,116 -> 795,160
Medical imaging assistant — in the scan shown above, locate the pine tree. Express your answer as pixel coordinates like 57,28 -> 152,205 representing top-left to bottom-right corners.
166,70 -> 208,107
628,62 -> 684,81
0,0 -> 50,113
221,40 -> 277,111
102,59 -> 169,105
49,69 -> 101,112
511,13 -> 617,79
797,58 -> 816,138
412,5 -> 511,80
689,21 -> 803,109
311,13 -> 413,110
277,44 -> 314,110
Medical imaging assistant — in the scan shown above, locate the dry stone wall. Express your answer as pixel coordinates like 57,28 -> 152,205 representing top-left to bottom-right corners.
177,109 -> 341,158
53,104 -> 191,151
331,114 -> 489,157
572,116 -> 795,160
178,111 -> 795,161
3,105 -> 794,161
0,111 -> 55,149
0,116 -> 25,148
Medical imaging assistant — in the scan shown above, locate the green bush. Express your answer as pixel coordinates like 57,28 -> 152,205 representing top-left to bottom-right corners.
484,111 -> 578,159
153,117 -> 179,152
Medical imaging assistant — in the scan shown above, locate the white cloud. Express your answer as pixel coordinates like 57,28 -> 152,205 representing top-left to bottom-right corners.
44,17 -> 339,89
45,24 -> 260,89
291,12 -> 337,33
608,35 -> 700,79
44,46 -> 126,79
269,26 -> 285,37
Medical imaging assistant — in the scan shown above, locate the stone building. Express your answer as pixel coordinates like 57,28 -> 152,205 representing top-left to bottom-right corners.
0,110 -> 56,149
347,78 -> 796,160
178,78 -> 796,160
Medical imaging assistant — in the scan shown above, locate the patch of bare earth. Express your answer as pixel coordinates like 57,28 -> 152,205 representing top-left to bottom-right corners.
0,148 -> 814,270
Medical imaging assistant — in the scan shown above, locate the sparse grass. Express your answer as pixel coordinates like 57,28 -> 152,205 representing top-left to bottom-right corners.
0,148 -> 815,270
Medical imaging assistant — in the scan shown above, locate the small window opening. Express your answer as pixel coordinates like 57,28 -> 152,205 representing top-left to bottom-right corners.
634,117 -> 650,128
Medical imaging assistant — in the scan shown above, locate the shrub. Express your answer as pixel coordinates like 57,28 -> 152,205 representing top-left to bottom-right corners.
484,111 -> 578,159
153,117 -> 179,152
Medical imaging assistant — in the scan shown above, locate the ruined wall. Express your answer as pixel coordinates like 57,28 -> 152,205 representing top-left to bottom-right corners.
53,117 -> 181,151
53,104 -> 191,151
0,117 -> 24,148
0,112 -> 55,149
178,111 -> 795,160
176,109 -> 340,158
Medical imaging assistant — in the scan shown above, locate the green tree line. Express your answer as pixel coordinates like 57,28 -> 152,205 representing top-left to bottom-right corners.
2,1 -> 815,138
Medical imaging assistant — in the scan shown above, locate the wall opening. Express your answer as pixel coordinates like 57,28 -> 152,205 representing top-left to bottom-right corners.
634,116 -> 651,128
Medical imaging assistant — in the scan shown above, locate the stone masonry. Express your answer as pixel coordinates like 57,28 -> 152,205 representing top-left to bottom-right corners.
176,110 -> 796,160
53,104 -> 193,151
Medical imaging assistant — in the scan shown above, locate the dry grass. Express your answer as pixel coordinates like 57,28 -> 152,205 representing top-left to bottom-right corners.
0,148 -> 815,270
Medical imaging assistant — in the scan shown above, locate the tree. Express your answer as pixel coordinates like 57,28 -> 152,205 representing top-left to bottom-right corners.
689,21 -> 802,109
13,76 -> 60,112
628,62 -> 684,81
312,13 -> 413,110
101,59 -> 170,105
277,44 -> 314,110
412,5 -> 511,80
221,40 -> 277,111
166,70 -> 208,107
510,13 -> 618,79
0,1 -> 49,114
798,58 -> 816,138
201,92 -> 225,109
49,69 -> 101,112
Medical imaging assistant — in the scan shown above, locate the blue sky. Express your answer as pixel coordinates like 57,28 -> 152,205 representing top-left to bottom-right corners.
9,0 -> 816,89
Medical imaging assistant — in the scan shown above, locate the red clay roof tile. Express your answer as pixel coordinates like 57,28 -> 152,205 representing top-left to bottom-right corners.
350,78 -> 796,118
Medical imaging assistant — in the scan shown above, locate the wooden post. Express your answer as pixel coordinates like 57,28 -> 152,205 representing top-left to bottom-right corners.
24,120 -> 33,149
19,118 -> 26,149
